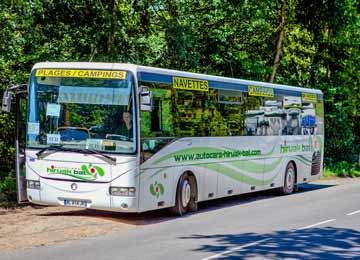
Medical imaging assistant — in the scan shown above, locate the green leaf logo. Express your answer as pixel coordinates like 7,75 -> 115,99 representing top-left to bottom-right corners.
150,181 -> 165,198
81,164 -> 105,179
93,166 -> 105,176
150,184 -> 156,196
82,164 -> 90,174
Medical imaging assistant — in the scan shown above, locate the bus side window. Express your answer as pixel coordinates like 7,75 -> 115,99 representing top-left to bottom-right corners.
315,100 -> 324,135
140,84 -> 174,162
262,97 -> 285,136
140,87 -> 173,137
141,138 -> 172,162
243,94 -> 263,136
151,98 -> 161,132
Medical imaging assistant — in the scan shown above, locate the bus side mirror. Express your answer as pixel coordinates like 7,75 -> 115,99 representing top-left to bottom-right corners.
2,84 -> 27,113
2,89 -> 13,112
140,86 -> 153,112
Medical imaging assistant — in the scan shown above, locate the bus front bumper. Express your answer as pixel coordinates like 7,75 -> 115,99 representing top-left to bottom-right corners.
27,177 -> 139,213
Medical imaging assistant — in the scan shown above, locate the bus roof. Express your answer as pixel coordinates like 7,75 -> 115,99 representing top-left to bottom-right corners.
32,62 -> 139,73
31,62 -> 323,97
137,66 -> 323,97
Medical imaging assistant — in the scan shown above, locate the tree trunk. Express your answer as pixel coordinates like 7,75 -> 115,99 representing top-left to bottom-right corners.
269,1 -> 289,83
108,0 -> 119,56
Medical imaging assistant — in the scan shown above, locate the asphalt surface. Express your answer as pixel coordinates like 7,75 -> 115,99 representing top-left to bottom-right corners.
2,180 -> 360,260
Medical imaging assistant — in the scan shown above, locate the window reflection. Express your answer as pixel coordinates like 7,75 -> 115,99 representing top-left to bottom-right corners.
27,71 -> 137,154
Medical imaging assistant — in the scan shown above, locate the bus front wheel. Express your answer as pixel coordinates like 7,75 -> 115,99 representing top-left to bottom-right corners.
278,162 -> 296,195
170,173 -> 198,216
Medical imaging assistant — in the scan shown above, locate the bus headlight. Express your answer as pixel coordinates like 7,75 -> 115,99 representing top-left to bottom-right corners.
110,187 -> 136,197
27,180 -> 40,190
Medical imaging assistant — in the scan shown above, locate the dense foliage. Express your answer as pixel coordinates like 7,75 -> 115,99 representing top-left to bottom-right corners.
0,0 -> 359,203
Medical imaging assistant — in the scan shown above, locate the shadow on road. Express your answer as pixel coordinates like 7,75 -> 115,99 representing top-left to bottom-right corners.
37,183 -> 335,225
36,207 -> 172,225
181,227 -> 360,259
196,182 -> 335,214
297,182 -> 336,193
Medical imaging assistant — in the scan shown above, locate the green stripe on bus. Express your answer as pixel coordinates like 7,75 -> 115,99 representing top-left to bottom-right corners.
293,155 -> 312,166
199,164 -> 279,186
226,157 -> 283,174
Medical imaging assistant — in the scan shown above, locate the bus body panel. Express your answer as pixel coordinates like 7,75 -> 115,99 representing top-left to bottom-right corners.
25,150 -> 140,212
27,168 -> 141,212
138,134 -> 323,212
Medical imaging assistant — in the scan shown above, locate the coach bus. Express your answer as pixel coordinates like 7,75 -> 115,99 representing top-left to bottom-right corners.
2,62 -> 324,215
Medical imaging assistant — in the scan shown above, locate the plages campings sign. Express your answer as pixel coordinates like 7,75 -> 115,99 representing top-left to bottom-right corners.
35,69 -> 127,80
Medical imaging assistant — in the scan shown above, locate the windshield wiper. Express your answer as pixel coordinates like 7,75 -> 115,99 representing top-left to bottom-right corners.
72,148 -> 117,164
36,145 -> 116,164
36,144 -> 65,158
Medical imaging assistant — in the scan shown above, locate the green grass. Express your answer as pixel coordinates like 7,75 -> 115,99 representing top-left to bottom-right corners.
0,200 -> 18,208
321,168 -> 338,178
0,172 -> 17,208
321,162 -> 360,179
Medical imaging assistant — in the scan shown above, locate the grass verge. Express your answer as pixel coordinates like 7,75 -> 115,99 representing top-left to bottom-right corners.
322,162 -> 360,178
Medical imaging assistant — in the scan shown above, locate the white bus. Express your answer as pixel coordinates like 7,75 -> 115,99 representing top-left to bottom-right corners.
2,62 -> 324,215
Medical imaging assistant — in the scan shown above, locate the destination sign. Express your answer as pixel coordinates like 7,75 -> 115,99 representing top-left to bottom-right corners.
35,69 -> 127,79
248,85 -> 274,98
302,93 -> 317,103
173,77 -> 209,92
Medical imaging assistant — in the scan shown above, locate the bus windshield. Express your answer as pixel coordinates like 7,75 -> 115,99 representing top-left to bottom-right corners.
27,69 -> 136,154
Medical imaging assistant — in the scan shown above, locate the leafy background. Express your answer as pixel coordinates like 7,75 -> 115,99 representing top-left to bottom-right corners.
0,0 -> 359,204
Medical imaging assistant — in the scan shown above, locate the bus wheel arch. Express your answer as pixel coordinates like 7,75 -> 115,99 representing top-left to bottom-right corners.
278,161 -> 297,195
170,171 -> 198,216
289,160 -> 298,186
290,160 -> 300,192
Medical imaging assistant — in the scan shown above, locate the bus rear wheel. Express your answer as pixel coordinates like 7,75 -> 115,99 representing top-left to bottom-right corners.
278,162 -> 296,195
170,174 -> 197,216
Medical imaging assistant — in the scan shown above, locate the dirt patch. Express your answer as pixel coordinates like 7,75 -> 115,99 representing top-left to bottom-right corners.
315,176 -> 359,185
0,205 -> 151,252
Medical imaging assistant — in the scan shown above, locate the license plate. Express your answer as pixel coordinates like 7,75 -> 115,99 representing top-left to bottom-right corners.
64,199 -> 88,208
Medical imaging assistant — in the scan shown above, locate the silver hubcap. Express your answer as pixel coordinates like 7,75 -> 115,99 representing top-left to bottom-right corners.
181,179 -> 191,208
286,167 -> 294,191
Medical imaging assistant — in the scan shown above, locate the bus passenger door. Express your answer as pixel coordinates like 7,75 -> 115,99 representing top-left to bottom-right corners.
15,92 -> 28,202
2,86 -> 28,203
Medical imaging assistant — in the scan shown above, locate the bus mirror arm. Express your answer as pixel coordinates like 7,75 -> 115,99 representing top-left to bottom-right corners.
2,90 -> 13,112
139,86 -> 153,112
2,84 -> 27,113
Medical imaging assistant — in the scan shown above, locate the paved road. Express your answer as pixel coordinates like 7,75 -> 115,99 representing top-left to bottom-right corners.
2,180 -> 360,260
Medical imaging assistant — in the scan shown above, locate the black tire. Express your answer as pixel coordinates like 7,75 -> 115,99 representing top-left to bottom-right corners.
169,174 -> 198,216
187,176 -> 198,212
278,162 -> 296,195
